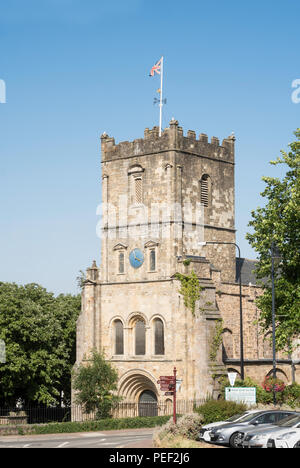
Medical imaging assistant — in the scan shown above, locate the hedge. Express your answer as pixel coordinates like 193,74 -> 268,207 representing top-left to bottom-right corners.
29,415 -> 172,435
194,400 -> 247,425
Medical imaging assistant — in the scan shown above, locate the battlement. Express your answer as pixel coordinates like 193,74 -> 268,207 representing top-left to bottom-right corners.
101,118 -> 235,163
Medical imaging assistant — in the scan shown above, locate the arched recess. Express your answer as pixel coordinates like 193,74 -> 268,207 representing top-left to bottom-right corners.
118,369 -> 158,402
127,313 -> 149,356
266,368 -> 289,384
153,318 -> 165,355
113,319 -> 124,355
109,316 -> 125,356
222,328 -> 234,360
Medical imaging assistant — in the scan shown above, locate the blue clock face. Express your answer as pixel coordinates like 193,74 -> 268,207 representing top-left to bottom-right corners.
129,248 -> 144,269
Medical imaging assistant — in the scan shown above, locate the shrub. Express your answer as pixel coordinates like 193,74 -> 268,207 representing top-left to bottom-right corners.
218,376 -> 300,406
263,376 -> 286,393
194,399 -> 247,425
283,383 -> 300,408
219,376 -> 275,404
154,413 -> 203,446
72,349 -> 120,418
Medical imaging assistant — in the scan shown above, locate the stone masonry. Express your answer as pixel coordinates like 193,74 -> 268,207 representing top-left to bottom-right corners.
75,120 -> 299,410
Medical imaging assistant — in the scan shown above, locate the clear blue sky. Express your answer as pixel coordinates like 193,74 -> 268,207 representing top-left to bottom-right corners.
0,0 -> 299,295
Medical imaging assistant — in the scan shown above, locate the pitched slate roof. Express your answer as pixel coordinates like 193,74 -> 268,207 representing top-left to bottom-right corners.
236,258 -> 261,285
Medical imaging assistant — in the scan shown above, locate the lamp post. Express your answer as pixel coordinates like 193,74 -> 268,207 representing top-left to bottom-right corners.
199,241 -> 245,380
271,242 -> 282,405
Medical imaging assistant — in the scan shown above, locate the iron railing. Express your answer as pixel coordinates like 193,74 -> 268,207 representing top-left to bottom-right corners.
0,399 -> 205,425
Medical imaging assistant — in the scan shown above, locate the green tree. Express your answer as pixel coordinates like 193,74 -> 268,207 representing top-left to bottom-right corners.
246,129 -> 300,351
72,350 -> 121,418
0,282 -> 81,406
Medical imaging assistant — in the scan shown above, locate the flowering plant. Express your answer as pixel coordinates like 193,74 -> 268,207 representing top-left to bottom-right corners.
263,376 -> 286,393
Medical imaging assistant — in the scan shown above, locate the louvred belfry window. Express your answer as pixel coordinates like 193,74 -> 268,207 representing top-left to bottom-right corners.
201,174 -> 209,207
135,177 -> 142,204
119,252 -> 124,274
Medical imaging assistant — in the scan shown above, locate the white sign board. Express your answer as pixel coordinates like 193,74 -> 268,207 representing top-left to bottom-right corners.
228,372 -> 237,387
225,387 -> 256,405
176,379 -> 182,392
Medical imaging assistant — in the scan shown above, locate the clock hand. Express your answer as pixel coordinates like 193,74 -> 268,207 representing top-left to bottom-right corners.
134,256 -> 142,263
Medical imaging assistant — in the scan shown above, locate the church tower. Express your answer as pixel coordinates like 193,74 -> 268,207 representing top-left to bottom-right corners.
76,120 -> 236,406
100,118 -> 236,284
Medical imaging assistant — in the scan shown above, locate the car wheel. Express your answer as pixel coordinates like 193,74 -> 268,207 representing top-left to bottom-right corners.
229,432 -> 241,448
293,440 -> 300,448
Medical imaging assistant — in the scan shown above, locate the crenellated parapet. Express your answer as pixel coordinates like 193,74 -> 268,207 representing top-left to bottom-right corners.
101,119 -> 235,163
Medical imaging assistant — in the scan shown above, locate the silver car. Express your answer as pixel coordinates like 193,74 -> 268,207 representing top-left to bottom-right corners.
197,410 -> 261,442
239,413 -> 300,448
209,410 -> 296,448
267,426 -> 300,448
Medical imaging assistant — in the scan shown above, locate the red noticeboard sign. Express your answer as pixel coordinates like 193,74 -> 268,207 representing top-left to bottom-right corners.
157,367 -> 177,424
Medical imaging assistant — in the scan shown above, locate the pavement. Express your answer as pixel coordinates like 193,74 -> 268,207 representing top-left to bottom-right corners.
120,437 -> 153,448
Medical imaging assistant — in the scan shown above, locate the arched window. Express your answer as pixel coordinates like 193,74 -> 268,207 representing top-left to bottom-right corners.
200,174 -> 211,207
135,177 -> 142,204
114,320 -> 124,355
222,329 -> 233,360
144,241 -> 159,272
119,252 -> 125,274
154,318 -> 164,355
135,319 -> 146,355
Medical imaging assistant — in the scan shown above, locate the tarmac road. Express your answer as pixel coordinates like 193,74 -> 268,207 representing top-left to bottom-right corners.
0,428 -> 154,448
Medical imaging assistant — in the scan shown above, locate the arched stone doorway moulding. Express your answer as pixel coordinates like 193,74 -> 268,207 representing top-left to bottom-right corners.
118,369 -> 158,402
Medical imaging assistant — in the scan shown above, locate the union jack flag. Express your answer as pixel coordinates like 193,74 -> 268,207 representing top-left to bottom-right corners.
149,57 -> 162,77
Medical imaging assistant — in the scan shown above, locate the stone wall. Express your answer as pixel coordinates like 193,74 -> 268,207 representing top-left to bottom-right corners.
216,280 -> 300,385
76,275 -> 224,401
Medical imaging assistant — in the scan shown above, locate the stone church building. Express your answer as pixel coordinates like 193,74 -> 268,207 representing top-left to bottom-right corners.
75,119 -> 299,408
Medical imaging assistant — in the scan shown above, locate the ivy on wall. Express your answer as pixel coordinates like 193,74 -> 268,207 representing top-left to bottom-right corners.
209,319 -> 224,362
175,270 -> 203,316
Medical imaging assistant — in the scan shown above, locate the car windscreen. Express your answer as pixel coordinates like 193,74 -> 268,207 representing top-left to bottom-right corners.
276,415 -> 300,427
226,413 -> 245,422
235,412 -> 264,423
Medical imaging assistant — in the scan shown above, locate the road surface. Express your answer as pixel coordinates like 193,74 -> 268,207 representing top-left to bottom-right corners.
0,428 -> 154,448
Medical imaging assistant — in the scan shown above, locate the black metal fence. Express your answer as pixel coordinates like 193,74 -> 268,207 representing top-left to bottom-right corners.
0,407 -> 71,425
0,400 -> 205,426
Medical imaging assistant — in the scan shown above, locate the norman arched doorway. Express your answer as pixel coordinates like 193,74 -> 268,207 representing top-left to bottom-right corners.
138,390 -> 158,417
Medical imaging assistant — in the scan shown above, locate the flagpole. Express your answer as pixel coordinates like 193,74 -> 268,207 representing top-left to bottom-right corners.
159,56 -> 164,137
